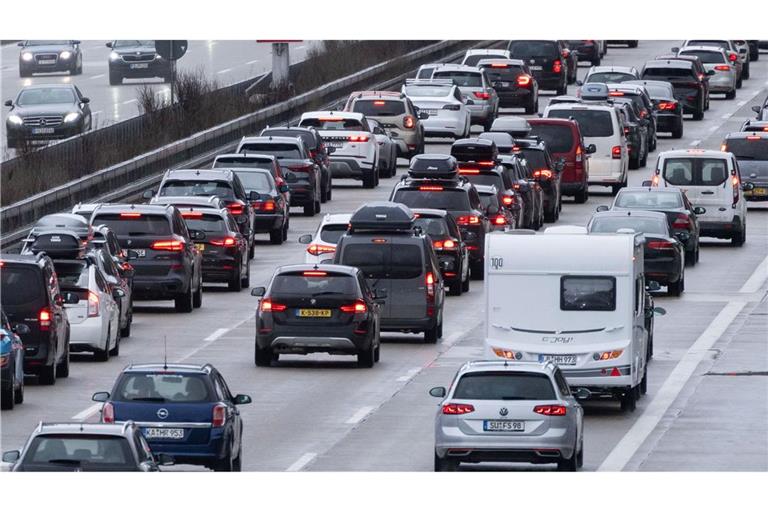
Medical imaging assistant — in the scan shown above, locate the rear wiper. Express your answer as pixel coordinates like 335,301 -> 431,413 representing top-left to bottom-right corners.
500,396 -> 528,400
310,291 -> 345,297
128,232 -> 151,236
131,397 -> 166,402
46,459 -> 82,465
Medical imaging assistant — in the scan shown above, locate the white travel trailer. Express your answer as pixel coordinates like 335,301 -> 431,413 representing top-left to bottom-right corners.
483,229 -> 653,411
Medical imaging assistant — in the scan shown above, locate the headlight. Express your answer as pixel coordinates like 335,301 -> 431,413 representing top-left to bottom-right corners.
60,50 -> 72,59
109,51 -> 120,61
63,112 -> 80,123
7,114 -> 23,125
21,52 -> 33,62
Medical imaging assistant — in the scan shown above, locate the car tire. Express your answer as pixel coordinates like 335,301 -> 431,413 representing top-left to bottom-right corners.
362,172 -> 376,189
692,108 -> 704,121
94,329 -> 111,362
628,41 -> 638,48
671,124 -> 684,139
56,342 -> 70,378
576,441 -> 584,468
685,247 -> 697,267
326,183 -> 333,201
524,97 -> 536,115
668,275 -> 684,296
574,186 -> 588,204
447,277 -> 463,297
14,374 -> 24,404
193,276 -> 203,308
269,227 -> 283,245
731,223 -> 746,247
434,453 -> 459,472
109,72 -> 122,86
736,77 -> 742,89
462,270 -> 470,293
175,286 -> 194,313
357,342 -> 375,368
1,384 -> 14,410
120,307 -> 132,338
470,260 -> 485,281
592,57 -> 601,66
620,388 -> 637,412
556,84 -> 567,96
39,361 -> 56,385
214,451 -> 234,472
303,201 -> 317,216
725,89 -> 736,100
109,329 -> 121,357
640,370 -> 648,395
424,322 -> 439,344
743,64 -> 750,80
557,442 -> 579,471
282,219 -> 289,242
232,449 -> 242,472
611,183 -> 623,196
254,345 -> 273,367
228,264 -> 243,292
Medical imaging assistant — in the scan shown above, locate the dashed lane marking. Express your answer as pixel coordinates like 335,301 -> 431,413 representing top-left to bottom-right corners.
396,367 -> 423,382
204,328 -> 230,342
89,74 -> 105,80
286,452 -> 317,472
71,403 -> 102,421
689,139 -> 701,146
345,406 -> 374,424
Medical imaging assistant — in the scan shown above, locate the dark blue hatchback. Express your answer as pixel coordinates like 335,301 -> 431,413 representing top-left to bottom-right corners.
92,363 -> 251,471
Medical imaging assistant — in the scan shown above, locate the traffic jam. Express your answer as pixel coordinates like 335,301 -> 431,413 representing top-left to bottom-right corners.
1,38 -> 767,473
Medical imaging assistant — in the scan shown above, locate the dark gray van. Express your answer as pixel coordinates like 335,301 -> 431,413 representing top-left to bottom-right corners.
334,202 -> 445,343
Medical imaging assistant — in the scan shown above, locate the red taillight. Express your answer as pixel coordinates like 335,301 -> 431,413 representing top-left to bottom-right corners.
575,145 -> 583,163
120,212 -> 141,218
612,146 -> 622,159
493,214 -> 507,226
102,402 -> 114,424
728,52 -> 738,62
403,115 -> 416,130
502,195 -> 514,206
552,59 -> 562,73
442,403 -> 475,415
456,215 -> 480,225
181,211 -> 203,218
534,405 -> 566,416
87,291 -> 99,318
210,237 -> 237,247
252,200 -> 276,212
658,101 -> 677,111
672,214 -> 690,229
419,185 -> 444,191
652,174 -> 660,186
260,299 -> 287,313
533,169 -> 553,180
648,240 -> 674,250
433,239 -> 457,250
490,63 -> 509,68
39,308 -> 52,331
307,243 -> 336,256
609,91 -> 625,97
624,127 -> 630,135
746,135 -> 761,140
308,149 -> 317,159
426,272 -> 435,300
348,135 -> 370,142
473,91 -> 490,100
459,169 -> 480,174
227,202 -> 245,216
714,65 -> 731,71
302,271 -> 327,277
340,300 -> 367,314
212,404 -> 227,428
517,74 -> 532,86
151,240 -> 184,251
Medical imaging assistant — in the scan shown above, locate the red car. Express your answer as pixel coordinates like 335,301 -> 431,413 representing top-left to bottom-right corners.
528,118 -> 595,204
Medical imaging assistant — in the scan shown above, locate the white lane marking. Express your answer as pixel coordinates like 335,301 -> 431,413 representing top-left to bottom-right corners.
180,315 -> 253,361
71,403 -> 102,421
598,254 -> 768,471
286,452 -> 316,472
217,68 -> 232,75
122,99 -> 137,105
89,74 -> 105,80
296,45 -> 306,50
396,367 -> 423,382
721,113 -> 731,120
737,99 -> 748,107
246,59 -> 260,65
689,139 -> 701,147
441,319 -> 482,347
345,406 -> 374,424
204,328 -> 230,342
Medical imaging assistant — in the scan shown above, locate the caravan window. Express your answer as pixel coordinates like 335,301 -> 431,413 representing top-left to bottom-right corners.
560,276 -> 616,311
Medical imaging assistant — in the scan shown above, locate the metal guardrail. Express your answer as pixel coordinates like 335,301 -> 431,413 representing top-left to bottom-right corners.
1,40 -> 502,248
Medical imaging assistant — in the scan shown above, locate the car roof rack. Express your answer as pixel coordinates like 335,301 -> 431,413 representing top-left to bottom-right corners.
348,202 -> 416,233
404,78 -> 455,87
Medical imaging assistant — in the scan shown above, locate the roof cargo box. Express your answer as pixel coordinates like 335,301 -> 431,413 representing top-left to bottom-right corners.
478,132 -> 515,153
29,213 -> 92,240
408,154 -> 459,179
451,138 -> 499,162
25,230 -> 85,260
580,82 -> 609,101
349,202 -> 416,232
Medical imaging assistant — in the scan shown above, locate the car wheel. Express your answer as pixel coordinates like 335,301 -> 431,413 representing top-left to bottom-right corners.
357,342 -> 375,368
175,286 -> 194,313
736,77 -> 742,89
193,276 -> 203,308
434,452 -> 459,472
447,277 -> 463,296
1,382 -> 14,410
557,84 -> 567,96
254,345 -> 274,367
743,65 -> 750,80
241,262 -> 251,289
94,329 -> 111,362
462,270 -> 470,293
640,146 -> 648,167
214,450 -> 234,472
282,219 -> 289,242
303,201 -> 317,216
731,223 -> 746,246
592,58 -> 601,66
574,186 -> 588,204
120,307 -> 132,338
39,360 -> 56,385
692,108 -> 704,121
668,275 -> 684,296
424,322 -> 439,344
269,227 -> 283,245
671,124 -> 684,139
620,388 -> 637,412
725,89 -> 736,100
228,263 -> 243,292
14,374 -> 24,404
362,172 -> 377,189
576,440 -> 584,468
524,97 -> 536,115
109,329 -> 121,357
326,183 -> 332,201
109,72 -> 122,86
557,441 -> 579,472
56,342 -> 70,378
373,333 -> 381,363
232,449 -> 242,472
640,370 -> 648,395
19,68 -> 31,78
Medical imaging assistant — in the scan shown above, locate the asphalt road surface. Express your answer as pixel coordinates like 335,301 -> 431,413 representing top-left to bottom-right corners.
1,40 -> 766,472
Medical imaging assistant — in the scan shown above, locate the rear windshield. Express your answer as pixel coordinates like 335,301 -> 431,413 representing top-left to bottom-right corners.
213,157 -> 272,170
679,50 -> 725,64
586,72 -> 635,84
22,435 -> 134,470
614,191 -> 683,209
414,217 -> 450,238
183,215 -> 227,234
393,188 -> 471,211
432,71 -> 482,88
507,41 -> 558,58
589,216 -> 668,236
404,85 -> 452,98
454,372 -> 556,400
464,54 -> 508,66
547,109 -> 614,137
320,224 -> 348,244
113,372 -> 214,402
724,139 -> 768,160
662,158 -> 728,186
561,276 -> 616,311
233,170 -> 273,192
0,265 -> 44,307
529,124 -> 574,153
352,100 -> 406,117
341,243 -> 423,280
271,273 -> 357,296
642,67 -> 695,79
687,40 -> 729,51
463,173 -> 503,189
54,261 -> 89,289
482,66 -> 525,82
478,193 -> 500,210
92,215 -> 172,237
159,180 -> 235,199
299,118 -> 364,131
641,84 -> 673,98
519,149 -> 548,169
261,130 -> 317,149
237,143 -> 301,159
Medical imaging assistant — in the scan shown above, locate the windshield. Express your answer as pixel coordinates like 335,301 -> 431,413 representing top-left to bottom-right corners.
547,109 -> 614,137
642,67 -> 695,79
320,224 -> 348,244
586,72 -> 635,83
404,85 -> 452,98
114,372 -> 214,402
22,435 -> 135,471
213,157 -> 272,170
233,170 -> 273,192
615,191 -> 683,209
662,158 -> 728,186
112,40 -> 155,48
432,71 -> 482,88
679,50 -> 725,64
299,118 -> 364,131
271,273 -> 357,297
590,217 -> 668,236
17,88 -> 75,106
561,276 -> 616,311
393,189 -> 471,211
92,215 -> 172,237
25,40 -> 71,46
507,41 -> 558,58
352,100 -> 406,117
183,215 -> 227,234
159,180 -> 235,199
529,124 -> 574,153
454,372 -> 556,400
237,143 -> 301,159
414,217 -> 449,238
724,139 -> 768,161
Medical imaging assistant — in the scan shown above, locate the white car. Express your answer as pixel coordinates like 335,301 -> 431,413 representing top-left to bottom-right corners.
59,260 -> 122,361
678,46 -> 737,99
298,111 -> 380,188
402,79 -> 471,139
649,149 -> 748,245
460,48 -> 511,67
367,118 -> 399,178
580,65 -> 640,85
297,213 -> 352,264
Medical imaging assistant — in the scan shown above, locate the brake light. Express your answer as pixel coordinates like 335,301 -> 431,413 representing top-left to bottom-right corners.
260,298 -> 287,313
373,100 -> 386,106
612,146 -> 622,159
533,169 -> 553,179
307,243 -> 336,256
502,195 -> 514,206
672,213 -> 690,229
348,135 -> 370,142
433,239 -> 457,250
658,101 -> 677,111
720,143 -> 728,152
426,271 -> 435,300
593,350 -> 624,361
533,405 -> 566,416
714,65 -> 731,71
403,115 -> 416,129
151,240 -> 184,251
442,403 -> 475,415
746,135 -> 761,140
210,237 -> 237,247
120,212 -> 141,218
648,240 -> 673,250
102,402 -> 114,424
473,91 -> 490,100
456,215 -> 480,225
517,74 -> 532,86
652,174 -> 659,186
181,211 -> 203,218
212,404 -> 227,427
609,91 -> 625,97
493,214 -> 507,226
253,199 -> 276,211
318,117 -> 343,122
728,52 -> 738,62
87,291 -> 100,317
490,63 -> 509,68
459,169 -> 480,174
575,145 -> 583,163
39,308 -> 52,331
624,127 -> 630,135
227,202 -> 245,215
732,175 -> 740,205
552,59 -> 562,73
302,271 -> 327,277
419,185 -> 444,191
340,300 -> 367,314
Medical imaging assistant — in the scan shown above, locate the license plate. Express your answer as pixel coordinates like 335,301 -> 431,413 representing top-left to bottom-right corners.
195,243 -> 205,252
496,81 -> 511,88
749,187 -> 767,196
31,127 -> 55,135
134,249 -> 146,258
530,65 -> 543,71
484,420 -> 525,432
327,142 -> 344,148
539,354 -> 577,365
130,63 -> 149,69
39,59 -> 56,65
423,109 -> 438,115
144,428 -> 184,439
298,309 -> 332,318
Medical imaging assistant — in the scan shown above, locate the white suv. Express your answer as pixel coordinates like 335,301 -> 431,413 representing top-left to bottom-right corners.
297,213 -> 352,264
298,111 -> 380,188
649,149 -> 748,245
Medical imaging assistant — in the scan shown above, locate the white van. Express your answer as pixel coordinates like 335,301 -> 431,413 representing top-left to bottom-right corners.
483,230 -> 657,411
544,102 -> 629,195
648,149 -> 748,246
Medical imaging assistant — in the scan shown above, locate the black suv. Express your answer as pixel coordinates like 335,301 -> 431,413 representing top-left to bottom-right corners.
106,40 -> 172,85
411,208 -> 470,296
389,154 -> 490,279
0,253 -> 73,384
507,40 -> 570,94
90,204 -> 203,312
511,138 -> 563,223
641,60 -> 707,120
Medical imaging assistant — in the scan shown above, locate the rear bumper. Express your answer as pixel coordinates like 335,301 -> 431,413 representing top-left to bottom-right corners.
645,257 -> 683,284
700,219 -> 741,238
145,430 -> 227,465
531,72 -> 564,90
435,428 -> 575,461
744,184 -> 768,201
257,326 -> 373,354
328,157 -> 376,179
132,275 -> 189,300
251,214 -> 284,232
69,319 -> 108,352
656,114 -> 683,132
381,316 -> 436,333
497,89 -> 534,107
560,181 -> 587,195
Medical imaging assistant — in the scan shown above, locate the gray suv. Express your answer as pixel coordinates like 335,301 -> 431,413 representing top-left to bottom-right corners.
334,202 -> 445,343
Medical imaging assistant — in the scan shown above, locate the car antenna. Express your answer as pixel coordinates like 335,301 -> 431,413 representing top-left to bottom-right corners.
504,359 -> 508,367
163,336 -> 168,370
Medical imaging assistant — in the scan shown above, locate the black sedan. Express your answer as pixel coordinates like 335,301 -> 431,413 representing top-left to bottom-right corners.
252,264 -> 383,368
231,168 -> 290,245
411,208 -> 470,296
5,84 -> 91,149
588,210 -> 685,296
106,40 -> 172,85
18,40 -> 82,77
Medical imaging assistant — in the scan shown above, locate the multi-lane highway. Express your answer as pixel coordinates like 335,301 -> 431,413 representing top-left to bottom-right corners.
1,40 -> 766,472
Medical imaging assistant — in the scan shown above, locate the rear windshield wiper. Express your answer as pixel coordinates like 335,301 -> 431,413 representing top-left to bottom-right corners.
128,232 -> 152,236
46,459 -> 83,465
500,396 -> 530,400
310,291 -> 345,297
130,397 -> 166,402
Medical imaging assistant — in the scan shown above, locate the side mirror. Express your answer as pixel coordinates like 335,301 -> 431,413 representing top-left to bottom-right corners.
707,70 -> 716,76
429,386 -> 446,398
418,111 -> 429,120
693,206 -> 706,215
105,42 -> 113,48
189,229 -> 205,241
372,126 -> 384,135
574,388 -> 590,400
675,231 -> 690,242
233,394 -> 252,405
156,453 -> 174,466
141,189 -> 155,200
653,306 -> 667,316
92,391 -> 110,402
671,47 -> 679,53
646,280 -> 661,292
596,205 -> 609,212
752,106 -> 762,114
576,80 -> 583,86
2,451 -> 20,464
81,97 -> 90,104
641,180 -> 653,187
326,147 -> 336,154
278,184 -> 290,193
251,286 -> 266,297
112,288 -> 126,300
63,292 -> 80,305
248,190 -> 261,202
4,100 -> 12,107
586,144 -> 596,154
297,234 -> 313,244
284,172 -> 298,183
13,323 -> 30,335
126,249 -> 140,260
741,182 -> 754,191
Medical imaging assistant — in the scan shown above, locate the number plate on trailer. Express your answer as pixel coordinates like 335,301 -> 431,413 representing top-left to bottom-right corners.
130,63 -> 149,69
529,65 -> 543,71
484,420 -> 525,432
31,127 -> 55,135
298,309 -> 332,318
144,428 -> 184,439
539,354 -> 577,365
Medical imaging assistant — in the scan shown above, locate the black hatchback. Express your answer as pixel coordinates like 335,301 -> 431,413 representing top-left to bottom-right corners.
507,40 -> 569,94
411,208 -> 470,297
